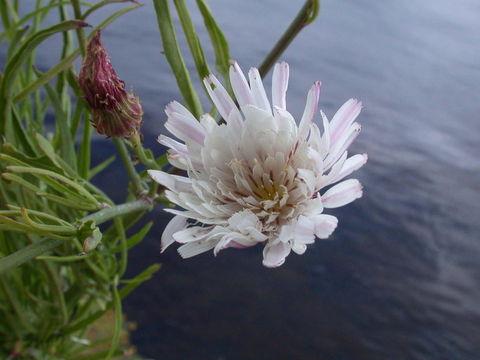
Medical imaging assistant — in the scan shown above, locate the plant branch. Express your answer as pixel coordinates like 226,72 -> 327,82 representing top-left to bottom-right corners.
0,198 -> 153,274
258,0 -> 320,77
113,137 -> 144,195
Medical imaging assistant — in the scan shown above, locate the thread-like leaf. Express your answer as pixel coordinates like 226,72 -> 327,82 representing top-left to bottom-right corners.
153,0 -> 203,118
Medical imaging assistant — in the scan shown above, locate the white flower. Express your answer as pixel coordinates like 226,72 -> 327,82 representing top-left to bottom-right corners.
149,61 -> 367,267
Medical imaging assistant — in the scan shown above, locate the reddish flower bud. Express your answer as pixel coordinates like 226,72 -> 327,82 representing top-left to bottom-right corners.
78,30 -> 142,139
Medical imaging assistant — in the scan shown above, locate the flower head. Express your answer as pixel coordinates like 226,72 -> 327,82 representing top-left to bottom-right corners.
78,30 -> 142,139
149,61 -> 367,267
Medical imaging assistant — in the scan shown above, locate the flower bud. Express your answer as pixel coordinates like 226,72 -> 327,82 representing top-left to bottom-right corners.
78,30 -> 142,139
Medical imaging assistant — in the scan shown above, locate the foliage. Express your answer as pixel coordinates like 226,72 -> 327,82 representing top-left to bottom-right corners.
0,0 -> 319,358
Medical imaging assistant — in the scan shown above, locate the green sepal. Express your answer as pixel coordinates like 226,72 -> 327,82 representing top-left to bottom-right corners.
76,219 -> 103,253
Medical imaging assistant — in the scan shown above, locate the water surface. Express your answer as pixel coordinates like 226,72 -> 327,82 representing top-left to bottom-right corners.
8,0 -> 480,359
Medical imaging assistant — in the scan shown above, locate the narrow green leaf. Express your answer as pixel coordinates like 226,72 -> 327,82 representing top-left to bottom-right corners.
63,264 -> 161,336
173,0 -> 211,81
81,0 -> 137,20
11,106 -> 37,156
110,221 -> 153,253
6,165 -> 100,206
35,133 -> 77,177
105,279 -> 122,360
36,252 -> 93,262
78,117 -> 92,180
1,173 -> 42,193
43,82 -> 77,170
153,0 -> 203,118
36,192 -> 98,211
88,155 -> 116,180
0,238 -> 62,275
0,20 -> 88,100
196,0 -> 231,83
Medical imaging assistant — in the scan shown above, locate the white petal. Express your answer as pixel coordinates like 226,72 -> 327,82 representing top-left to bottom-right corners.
178,240 -> 217,258
330,99 -> 362,146
166,153 -> 188,170
262,240 -> 291,268
248,67 -> 271,114
304,196 -> 324,216
199,113 -> 218,132
320,110 -> 331,153
311,214 -> 338,239
165,103 -> 205,145
157,135 -> 188,156
164,208 -> 225,225
229,62 -> 253,107
299,81 -> 321,140
329,153 -> 368,185
272,62 -> 289,110
165,100 -> 197,122
204,74 -> 241,126
322,151 -> 348,187
161,215 -> 187,252
148,170 -> 192,193
213,233 -> 256,255
228,210 -> 258,232
291,243 -> 307,255
173,226 -> 218,244
297,168 -> 316,194
324,123 -> 361,170
322,179 -> 363,208
295,215 -> 315,244
273,106 -> 297,138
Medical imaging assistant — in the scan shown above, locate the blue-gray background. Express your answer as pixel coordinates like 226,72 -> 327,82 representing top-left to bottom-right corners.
6,0 -> 480,359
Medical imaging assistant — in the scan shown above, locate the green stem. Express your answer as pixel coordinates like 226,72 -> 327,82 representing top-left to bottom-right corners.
70,0 -> 86,56
0,199 -> 152,274
82,198 -> 152,224
113,217 -> 127,277
258,0 -> 320,77
131,133 -> 160,170
153,0 -> 203,118
113,138 -> 144,195
106,276 -> 122,360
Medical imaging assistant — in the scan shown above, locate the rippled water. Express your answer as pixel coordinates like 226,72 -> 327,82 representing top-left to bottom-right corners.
7,0 -> 480,358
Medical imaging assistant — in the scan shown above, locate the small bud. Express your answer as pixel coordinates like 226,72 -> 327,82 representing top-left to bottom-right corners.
78,30 -> 143,139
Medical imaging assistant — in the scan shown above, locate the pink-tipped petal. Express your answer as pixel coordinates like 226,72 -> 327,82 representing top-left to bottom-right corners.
299,81 -> 321,140
165,100 -> 197,122
262,240 -> 291,268
311,214 -> 338,239
178,240 -> 216,259
157,135 -> 188,156
148,170 -> 192,193
229,62 -> 254,107
248,67 -> 271,114
295,216 -> 315,244
324,123 -> 361,170
320,110 -> 331,151
322,179 -> 363,208
272,62 -> 289,110
165,102 -> 206,145
161,215 -> 187,252
329,153 -> 368,185
330,99 -> 362,145
204,74 -> 241,126
173,226 -> 215,244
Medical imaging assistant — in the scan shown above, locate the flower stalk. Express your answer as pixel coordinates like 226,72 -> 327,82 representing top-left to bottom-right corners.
258,0 -> 320,77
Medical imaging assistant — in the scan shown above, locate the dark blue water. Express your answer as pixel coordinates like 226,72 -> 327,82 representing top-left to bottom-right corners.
6,0 -> 480,359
